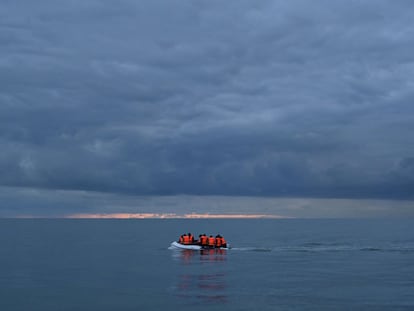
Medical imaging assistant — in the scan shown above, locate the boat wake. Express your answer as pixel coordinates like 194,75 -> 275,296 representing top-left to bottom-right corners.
229,243 -> 414,253
230,247 -> 272,252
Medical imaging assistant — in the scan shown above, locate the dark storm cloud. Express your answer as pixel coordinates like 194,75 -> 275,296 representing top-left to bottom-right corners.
1,0 -> 414,211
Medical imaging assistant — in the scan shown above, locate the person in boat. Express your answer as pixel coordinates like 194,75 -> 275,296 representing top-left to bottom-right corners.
220,236 -> 227,248
214,234 -> 227,248
201,233 -> 208,247
215,234 -> 222,248
199,233 -> 208,247
208,235 -> 216,248
219,235 -> 227,248
188,233 -> 194,244
181,233 -> 190,245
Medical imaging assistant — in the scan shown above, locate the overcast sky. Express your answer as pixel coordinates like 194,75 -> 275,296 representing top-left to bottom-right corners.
1,0 -> 414,217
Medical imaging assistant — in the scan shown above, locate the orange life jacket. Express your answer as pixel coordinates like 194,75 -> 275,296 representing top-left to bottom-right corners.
208,236 -> 215,247
221,237 -> 226,246
188,234 -> 193,243
215,237 -> 222,247
183,235 -> 190,244
179,236 -> 183,243
200,235 -> 208,245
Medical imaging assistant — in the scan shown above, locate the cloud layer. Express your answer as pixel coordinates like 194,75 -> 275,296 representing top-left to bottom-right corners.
1,0 -> 414,214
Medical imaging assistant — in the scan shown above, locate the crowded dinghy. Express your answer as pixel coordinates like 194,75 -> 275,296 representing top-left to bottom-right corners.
170,233 -> 229,250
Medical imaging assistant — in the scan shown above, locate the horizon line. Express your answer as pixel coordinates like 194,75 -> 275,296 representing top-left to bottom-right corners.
11,213 -> 290,219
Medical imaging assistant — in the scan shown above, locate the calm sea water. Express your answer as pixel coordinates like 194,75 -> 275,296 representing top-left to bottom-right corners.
1,219 -> 413,310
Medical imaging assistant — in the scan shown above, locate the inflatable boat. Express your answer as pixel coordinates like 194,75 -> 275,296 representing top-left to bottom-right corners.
170,241 -> 229,250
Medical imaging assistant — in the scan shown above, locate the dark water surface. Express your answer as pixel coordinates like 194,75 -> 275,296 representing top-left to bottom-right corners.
1,219 -> 413,310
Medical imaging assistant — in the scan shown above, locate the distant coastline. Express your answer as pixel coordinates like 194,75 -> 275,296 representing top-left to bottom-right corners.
13,213 -> 288,219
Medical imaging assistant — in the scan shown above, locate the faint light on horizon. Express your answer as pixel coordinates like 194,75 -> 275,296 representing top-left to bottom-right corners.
64,213 -> 288,219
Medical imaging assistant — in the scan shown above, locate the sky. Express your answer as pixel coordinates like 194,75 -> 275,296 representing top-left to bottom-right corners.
1,0 -> 414,218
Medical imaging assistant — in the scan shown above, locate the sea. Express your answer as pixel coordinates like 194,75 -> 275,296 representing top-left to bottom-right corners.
1,219 -> 413,311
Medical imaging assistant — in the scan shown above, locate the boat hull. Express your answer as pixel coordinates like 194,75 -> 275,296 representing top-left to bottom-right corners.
170,241 -> 229,250
170,241 -> 202,250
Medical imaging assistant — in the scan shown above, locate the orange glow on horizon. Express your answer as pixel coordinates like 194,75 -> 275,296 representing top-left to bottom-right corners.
64,213 -> 287,219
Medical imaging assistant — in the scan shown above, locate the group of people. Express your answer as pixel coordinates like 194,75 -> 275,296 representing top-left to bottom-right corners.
178,233 -> 227,248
